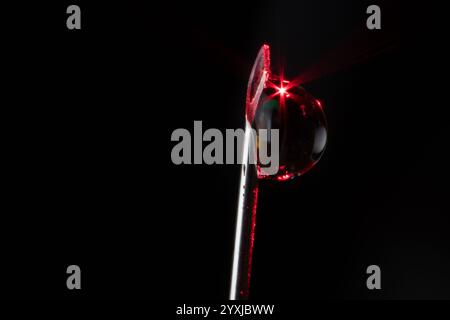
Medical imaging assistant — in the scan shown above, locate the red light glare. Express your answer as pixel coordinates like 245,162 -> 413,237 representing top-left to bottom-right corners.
267,77 -> 292,98
276,173 -> 294,181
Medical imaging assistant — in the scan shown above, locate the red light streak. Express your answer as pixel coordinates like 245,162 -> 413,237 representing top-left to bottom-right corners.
246,184 -> 259,293
276,173 -> 294,181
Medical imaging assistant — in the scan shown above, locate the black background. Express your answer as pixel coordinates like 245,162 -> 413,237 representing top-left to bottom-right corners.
2,0 -> 449,300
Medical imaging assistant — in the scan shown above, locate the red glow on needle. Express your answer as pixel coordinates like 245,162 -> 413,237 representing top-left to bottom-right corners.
246,184 -> 259,293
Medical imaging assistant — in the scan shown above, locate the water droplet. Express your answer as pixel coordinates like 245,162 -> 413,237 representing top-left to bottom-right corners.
253,82 -> 328,180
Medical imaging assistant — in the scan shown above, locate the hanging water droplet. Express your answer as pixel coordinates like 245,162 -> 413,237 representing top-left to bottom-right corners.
253,80 -> 328,181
